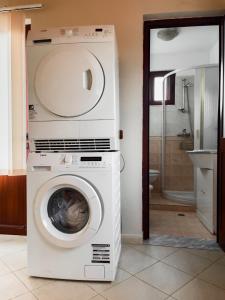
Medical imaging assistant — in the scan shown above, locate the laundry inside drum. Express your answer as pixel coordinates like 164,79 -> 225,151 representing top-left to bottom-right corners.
47,187 -> 89,234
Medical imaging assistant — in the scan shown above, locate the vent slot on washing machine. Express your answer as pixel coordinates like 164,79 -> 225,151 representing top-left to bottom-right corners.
92,244 -> 110,264
34,139 -> 111,153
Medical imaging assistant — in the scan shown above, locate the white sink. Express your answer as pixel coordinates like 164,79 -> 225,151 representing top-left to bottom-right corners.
187,150 -> 217,169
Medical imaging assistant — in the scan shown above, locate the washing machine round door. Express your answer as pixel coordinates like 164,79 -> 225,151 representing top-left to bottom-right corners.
34,175 -> 102,248
34,44 -> 105,117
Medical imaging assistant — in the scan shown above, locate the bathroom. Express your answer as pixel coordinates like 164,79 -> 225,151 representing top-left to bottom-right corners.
148,24 -> 219,245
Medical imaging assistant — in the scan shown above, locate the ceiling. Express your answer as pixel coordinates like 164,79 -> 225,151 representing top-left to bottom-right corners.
150,25 -> 219,54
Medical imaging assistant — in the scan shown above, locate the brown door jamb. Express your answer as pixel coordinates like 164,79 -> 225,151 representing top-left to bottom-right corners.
143,16 -> 224,243
217,18 -> 225,251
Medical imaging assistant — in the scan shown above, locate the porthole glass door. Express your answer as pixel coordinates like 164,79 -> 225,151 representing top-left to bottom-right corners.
34,44 -> 105,117
34,175 -> 102,248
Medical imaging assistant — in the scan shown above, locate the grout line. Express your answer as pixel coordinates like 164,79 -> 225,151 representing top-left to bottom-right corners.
126,248 -> 225,296
12,268 -> 52,299
97,276 -> 135,297
13,269 -> 33,293
128,243 -> 179,260
132,273 -> 170,297
10,290 -> 38,300
161,257 -> 212,277
89,293 -> 107,299
132,259 -> 195,296
169,257 -> 225,297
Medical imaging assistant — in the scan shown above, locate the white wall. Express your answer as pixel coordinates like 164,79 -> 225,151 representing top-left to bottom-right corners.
0,16 -> 10,173
150,50 -> 210,72
203,66 -> 219,149
209,41 -> 219,64
194,66 -> 219,150
194,69 -> 202,149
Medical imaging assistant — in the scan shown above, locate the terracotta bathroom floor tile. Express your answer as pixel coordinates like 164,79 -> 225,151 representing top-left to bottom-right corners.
150,210 -> 215,240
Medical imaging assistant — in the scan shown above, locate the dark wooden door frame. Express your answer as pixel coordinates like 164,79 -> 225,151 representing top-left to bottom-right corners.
143,16 -> 225,247
217,19 -> 225,251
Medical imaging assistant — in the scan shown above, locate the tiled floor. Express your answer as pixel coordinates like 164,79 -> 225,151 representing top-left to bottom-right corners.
150,210 -> 215,240
150,193 -> 195,212
0,236 -> 225,299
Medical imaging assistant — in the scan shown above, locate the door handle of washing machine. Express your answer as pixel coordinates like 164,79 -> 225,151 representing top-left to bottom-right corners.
83,69 -> 92,91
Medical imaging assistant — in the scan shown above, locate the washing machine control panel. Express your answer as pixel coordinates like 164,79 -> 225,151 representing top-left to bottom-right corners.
61,154 -> 109,168
28,152 -> 117,172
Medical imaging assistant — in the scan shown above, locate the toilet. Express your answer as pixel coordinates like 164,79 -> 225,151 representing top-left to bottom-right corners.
149,169 -> 160,184
149,169 -> 160,192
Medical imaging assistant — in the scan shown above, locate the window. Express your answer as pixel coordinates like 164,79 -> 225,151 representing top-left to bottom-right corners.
0,13 -> 26,175
149,70 -> 175,105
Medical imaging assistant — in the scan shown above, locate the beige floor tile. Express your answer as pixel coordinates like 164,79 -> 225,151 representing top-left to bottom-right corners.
12,292 -> 37,300
87,268 -> 131,293
0,235 -> 14,242
90,295 -> 106,300
173,278 -> 225,300
101,276 -> 167,300
150,210 -> 215,240
132,245 -> 177,260
184,248 -> 224,262
217,256 -> 225,266
0,234 -> 224,300
135,261 -> 192,295
162,250 -> 212,275
0,259 -> 11,276
32,280 -> 96,300
15,268 -> 53,290
0,273 -> 27,299
119,246 -> 157,274
0,240 -> 27,257
198,262 -> 225,289
1,250 -> 27,271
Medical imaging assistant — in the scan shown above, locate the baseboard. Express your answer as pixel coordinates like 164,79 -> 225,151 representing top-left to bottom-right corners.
0,225 -> 26,235
121,234 -> 143,245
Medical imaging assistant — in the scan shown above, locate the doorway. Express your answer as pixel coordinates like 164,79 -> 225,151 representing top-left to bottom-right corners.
143,16 -> 225,250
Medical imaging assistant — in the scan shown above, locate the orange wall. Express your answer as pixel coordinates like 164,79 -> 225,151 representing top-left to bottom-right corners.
5,0 -> 225,237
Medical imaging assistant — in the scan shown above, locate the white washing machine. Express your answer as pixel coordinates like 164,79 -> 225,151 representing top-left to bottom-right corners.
27,25 -> 119,152
27,152 -> 121,281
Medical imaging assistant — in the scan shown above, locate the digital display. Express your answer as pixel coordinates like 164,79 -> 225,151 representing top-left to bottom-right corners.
81,157 -> 102,161
95,28 -> 103,32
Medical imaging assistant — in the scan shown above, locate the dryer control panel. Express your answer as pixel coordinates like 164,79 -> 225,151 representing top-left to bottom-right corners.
27,25 -> 115,45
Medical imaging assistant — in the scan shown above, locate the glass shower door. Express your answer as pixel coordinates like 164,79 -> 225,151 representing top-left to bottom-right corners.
162,69 -> 195,204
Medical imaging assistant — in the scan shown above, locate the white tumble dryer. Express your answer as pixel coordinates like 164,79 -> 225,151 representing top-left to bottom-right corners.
27,25 -> 119,152
27,152 -> 121,281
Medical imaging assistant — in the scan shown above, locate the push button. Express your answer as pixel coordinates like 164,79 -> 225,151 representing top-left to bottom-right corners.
64,154 -> 72,165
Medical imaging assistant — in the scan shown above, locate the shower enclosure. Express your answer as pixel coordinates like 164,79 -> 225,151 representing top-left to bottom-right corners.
161,66 -> 219,205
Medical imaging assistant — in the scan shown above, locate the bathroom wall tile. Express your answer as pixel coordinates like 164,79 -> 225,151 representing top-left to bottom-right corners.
150,136 -> 194,192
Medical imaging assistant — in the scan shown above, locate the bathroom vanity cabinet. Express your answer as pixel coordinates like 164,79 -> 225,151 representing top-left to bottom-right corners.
196,155 -> 217,234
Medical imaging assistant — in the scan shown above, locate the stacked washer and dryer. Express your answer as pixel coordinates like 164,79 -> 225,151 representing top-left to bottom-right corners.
26,26 -> 121,281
